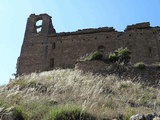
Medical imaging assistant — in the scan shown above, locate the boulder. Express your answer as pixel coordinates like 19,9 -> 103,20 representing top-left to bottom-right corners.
130,114 -> 145,120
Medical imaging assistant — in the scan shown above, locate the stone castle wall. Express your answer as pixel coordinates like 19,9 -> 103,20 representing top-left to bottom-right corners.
17,14 -> 160,76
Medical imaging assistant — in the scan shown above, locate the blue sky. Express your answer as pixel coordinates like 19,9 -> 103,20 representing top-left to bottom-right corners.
0,0 -> 160,85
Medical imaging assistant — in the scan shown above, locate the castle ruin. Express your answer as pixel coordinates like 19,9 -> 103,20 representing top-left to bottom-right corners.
17,14 -> 160,76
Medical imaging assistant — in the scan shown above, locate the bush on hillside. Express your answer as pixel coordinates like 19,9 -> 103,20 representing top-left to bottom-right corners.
79,51 -> 103,61
90,51 -> 103,60
79,48 -> 131,63
108,53 -> 119,62
134,62 -> 146,70
108,47 -> 131,64
116,47 -> 131,64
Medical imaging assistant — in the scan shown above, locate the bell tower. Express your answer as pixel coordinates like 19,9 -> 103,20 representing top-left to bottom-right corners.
24,13 -> 56,38
17,14 -> 56,76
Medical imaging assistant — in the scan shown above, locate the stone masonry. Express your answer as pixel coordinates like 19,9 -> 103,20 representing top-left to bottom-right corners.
17,13 -> 160,76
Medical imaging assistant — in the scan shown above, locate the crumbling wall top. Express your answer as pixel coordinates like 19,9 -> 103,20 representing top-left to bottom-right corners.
125,22 -> 151,31
77,27 -> 115,33
29,13 -> 52,18
49,27 -> 116,36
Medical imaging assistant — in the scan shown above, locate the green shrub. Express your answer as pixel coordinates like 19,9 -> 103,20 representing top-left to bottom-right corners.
79,51 -> 102,61
108,48 -> 131,64
108,53 -> 119,62
134,62 -> 146,70
116,47 -> 131,64
45,105 -> 96,120
80,48 -> 131,63
91,51 -> 103,60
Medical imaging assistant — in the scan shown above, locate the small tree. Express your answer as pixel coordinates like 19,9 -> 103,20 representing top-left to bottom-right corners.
79,51 -> 103,61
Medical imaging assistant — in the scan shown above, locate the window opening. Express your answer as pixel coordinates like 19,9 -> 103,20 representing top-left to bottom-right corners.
128,45 -> 132,50
36,20 -> 43,33
45,45 -> 48,55
50,58 -> 54,68
97,45 -> 106,53
148,47 -> 152,58
52,43 -> 56,50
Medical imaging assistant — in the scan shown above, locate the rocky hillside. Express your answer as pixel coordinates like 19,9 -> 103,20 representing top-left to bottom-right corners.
0,69 -> 160,120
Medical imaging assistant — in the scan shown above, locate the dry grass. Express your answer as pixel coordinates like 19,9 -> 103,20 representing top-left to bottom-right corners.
0,69 -> 160,119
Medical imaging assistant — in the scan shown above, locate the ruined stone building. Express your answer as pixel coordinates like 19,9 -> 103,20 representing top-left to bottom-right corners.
17,14 -> 160,76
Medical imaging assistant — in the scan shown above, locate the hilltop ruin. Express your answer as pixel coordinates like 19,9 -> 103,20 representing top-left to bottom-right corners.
17,14 -> 160,75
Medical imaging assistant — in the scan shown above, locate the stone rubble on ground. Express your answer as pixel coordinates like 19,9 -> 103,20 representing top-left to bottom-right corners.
0,105 -> 159,120
130,112 -> 160,120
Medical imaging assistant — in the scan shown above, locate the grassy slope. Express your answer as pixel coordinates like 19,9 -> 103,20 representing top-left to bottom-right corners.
0,69 -> 160,119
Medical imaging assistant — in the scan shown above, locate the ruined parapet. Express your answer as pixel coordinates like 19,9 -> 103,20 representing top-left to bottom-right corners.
76,27 -> 115,33
125,22 -> 151,31
49,27 -> 116,36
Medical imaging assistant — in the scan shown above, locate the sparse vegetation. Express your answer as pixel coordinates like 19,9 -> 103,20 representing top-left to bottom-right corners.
108,53 -> 119,62
0,69 -> 159,119
108,47 -> 131,64
116,47 -> 131,63
91,51 -> 103,60
79,51 -> 102,61
134,62 -> 146,70
79,48 -> 131,64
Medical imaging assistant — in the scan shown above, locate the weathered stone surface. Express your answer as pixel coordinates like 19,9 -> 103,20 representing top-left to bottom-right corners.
145,114 -> 154,120
130,113 -> 160,120
125,22 -> 151,31
17,13 -> 160,76
130,114 -> 145,120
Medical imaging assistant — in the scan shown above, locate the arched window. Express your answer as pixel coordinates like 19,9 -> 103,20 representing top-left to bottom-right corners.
148,47 -> 152,58
50,58 -> 54,68
52,43 -> 56,50
36,20 -> 43,33
97,45 -> 105,52
45,45 -> 48,55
